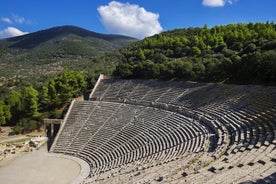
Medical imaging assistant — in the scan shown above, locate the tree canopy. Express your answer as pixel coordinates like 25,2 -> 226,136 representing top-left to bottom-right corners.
0,69 -> 87,134
114,22 -> 276,84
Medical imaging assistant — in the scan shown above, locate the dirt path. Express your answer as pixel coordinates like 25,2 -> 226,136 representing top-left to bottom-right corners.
0,145 -> 81,184
0,135 -> 28,144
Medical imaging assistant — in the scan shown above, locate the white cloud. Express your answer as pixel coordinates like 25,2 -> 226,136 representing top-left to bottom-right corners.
1,14 -> 31,25
202,0 -> 237,7
97,1 -> 163,38
12,14 -> 26,24
1,17 -> 13,24
0,27 -> 29,39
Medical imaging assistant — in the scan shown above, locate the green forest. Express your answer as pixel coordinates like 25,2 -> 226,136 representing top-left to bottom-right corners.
0,22 -> 276,134
0,69 -> 87,134
114,22 -> 276,84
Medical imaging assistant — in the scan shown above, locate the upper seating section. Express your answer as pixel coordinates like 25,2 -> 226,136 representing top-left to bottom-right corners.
89,78 -> 276,144
90,78 -> 275,113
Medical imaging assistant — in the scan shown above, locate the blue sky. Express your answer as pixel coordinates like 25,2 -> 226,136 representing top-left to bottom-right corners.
0,0 -> 275,39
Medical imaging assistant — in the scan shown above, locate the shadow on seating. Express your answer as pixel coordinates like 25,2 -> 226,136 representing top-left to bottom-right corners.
239,172 -> 276,184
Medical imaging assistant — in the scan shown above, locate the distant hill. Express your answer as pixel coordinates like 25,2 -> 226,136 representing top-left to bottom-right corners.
5,25 -> 137,50
0,25 -> 137,87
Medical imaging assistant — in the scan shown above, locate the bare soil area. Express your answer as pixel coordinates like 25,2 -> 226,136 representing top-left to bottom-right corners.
0,127 -> 81,184
0,144 -> 81,184
0,126 -> 45,162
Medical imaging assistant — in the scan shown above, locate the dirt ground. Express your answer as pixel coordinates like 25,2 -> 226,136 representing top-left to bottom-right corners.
0,127 -> 82,184
0,144 -> 81,184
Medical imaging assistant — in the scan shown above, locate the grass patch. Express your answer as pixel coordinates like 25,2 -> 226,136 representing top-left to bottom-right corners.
5,137 -> 30,144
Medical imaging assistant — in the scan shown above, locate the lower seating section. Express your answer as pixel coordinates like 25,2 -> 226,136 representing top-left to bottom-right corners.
51,76 -> 276,183
51,100 -> 209,178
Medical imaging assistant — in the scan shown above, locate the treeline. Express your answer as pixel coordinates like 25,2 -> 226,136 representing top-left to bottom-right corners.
114,22 -> 276,84
0,69 -> 87,134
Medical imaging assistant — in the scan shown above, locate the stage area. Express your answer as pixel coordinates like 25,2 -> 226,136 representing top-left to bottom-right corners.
0,144 -> 81,184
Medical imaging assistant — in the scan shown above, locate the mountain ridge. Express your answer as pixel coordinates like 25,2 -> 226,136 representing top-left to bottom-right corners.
3,25 -> 137,49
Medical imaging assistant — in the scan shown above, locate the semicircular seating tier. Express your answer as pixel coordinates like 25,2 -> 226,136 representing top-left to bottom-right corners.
50,75 -> 276,184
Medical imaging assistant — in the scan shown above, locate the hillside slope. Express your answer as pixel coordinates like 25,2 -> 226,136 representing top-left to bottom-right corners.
0,25 -> 137,86
114,22 -> 276,84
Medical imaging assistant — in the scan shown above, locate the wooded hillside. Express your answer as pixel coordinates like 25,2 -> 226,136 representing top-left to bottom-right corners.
114,22 -> 276,84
